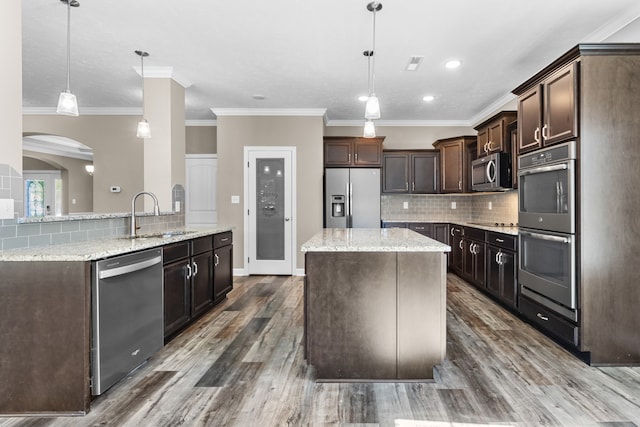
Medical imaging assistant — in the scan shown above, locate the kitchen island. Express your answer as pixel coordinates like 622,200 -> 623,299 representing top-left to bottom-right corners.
301,228 -> 450,381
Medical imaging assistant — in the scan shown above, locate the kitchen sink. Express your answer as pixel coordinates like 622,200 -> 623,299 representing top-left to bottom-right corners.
121,230 -> 197,240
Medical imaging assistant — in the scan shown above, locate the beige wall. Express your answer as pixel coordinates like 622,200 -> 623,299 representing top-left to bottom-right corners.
324,125 -> 476,149
217,115 -> 324,271
23,115 -> 144,212
1,2 -> 22,175
186,126 -> 217,154
23,150 -> 93,213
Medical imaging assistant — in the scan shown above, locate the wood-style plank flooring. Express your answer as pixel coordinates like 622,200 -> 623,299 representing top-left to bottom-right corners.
2,274 -> 639,426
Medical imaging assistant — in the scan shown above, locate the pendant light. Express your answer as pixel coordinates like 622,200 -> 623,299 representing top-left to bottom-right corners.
364,1 -> 382,120
363,119 -> 376,138
135,50 -> 151,139
56,0 -> 80,116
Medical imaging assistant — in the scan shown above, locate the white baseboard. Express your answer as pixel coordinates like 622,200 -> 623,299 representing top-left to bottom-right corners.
232,267 -> 305,276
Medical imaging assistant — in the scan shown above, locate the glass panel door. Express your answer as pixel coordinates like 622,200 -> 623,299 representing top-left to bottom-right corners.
247,148 -> 294,275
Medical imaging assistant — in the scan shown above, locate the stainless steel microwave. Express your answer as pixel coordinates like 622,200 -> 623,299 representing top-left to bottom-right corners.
471,153 -> 512,191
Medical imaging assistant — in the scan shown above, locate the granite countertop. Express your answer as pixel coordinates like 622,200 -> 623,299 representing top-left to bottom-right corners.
0,226 -> 233,262
381,219 -> 519,236
301,228 -> 451,253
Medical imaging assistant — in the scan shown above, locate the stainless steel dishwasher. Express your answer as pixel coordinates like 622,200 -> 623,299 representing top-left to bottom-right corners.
92,247 -> 163,395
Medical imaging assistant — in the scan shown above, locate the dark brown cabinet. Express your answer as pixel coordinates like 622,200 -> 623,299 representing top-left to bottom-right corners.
461,227 -> 486,289
213,232 -> 233,301
382,150 -> 439,194
485,232 -> 517,308
433,136 -> 476,193
324,137 -> 384,167
450,225 -> 464,275
163,232 -> 233,340
516,62 -> 578,154
163,241 -> 192,338
474,111 -> 517,157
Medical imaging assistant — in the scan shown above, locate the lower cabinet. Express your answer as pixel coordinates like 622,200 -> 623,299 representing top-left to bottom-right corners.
450,225 -> 464,275
485,233 -> 517,309
213,232 -> 233,301
163,232 -> 234,340
462,227 -> 486,289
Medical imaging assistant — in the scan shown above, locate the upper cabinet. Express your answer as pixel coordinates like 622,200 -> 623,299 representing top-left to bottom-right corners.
474,111 -> 517,157
382,150 -> 440,194
433,136 -> 477,193
324,137 -> 384,167
515,61 -> 578,154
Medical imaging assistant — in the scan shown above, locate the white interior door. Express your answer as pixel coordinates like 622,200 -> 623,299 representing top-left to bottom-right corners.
185,155 -> 217,226
245,147 -> 296,275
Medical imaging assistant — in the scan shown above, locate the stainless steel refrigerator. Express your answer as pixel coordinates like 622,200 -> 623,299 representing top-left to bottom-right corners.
324,168 -> 380,228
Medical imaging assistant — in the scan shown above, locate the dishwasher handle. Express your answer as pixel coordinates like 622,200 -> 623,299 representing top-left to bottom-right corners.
98,255 -> 162,280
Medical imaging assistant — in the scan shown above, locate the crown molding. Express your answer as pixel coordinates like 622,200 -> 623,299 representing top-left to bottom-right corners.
211,108 -> 327,117
186,120 -> 217,126
326,119 -> 474,127
132,66 -> 192,88
582,3 -> 640,42
468,93 -> 518,128
23,107 -> 142,115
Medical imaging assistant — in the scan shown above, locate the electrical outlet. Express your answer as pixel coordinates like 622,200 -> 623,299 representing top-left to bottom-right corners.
0,199 -> 14,219
488,201 -> 492,210
403,201 -> 409,210
451,201 -> 457,210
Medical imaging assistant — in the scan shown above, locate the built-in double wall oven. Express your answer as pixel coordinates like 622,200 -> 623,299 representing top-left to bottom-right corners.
518,141 -> 578,323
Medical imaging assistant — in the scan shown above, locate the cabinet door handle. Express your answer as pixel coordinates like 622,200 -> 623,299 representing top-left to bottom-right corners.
355,153 -> 358,162
412,182 -> 415,192
450,228 -> 455,237
536,312 -> 549,321
495,252 -> 500,264
348,153 -> 351,163
220,237 -> 229,242
214,253 -> 219,267
541,124 -> 548,141
458,180 -> 462,190
185,263 -> 192,279
459,240 -> 463,250
534,127 -> 540,143
495,238 -> 505,243
192,262 -> 198,277
405,182 -> 409,191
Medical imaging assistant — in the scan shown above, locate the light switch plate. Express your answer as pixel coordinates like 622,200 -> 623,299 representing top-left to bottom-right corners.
403,201 -> 409,209
0,198 -> 15,219
451,201 -> 457,210
231,195 -> 240,204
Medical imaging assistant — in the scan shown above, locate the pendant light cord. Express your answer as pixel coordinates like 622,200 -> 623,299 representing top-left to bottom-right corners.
65,0 -> 71,92
370,4 -> 377,95
140,54 -> 145,109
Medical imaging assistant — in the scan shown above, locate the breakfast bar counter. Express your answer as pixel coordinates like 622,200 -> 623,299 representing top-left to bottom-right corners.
301,228 -> 450,381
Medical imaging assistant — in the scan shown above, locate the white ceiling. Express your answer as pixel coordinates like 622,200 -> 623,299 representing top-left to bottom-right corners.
21,0 -> 640,126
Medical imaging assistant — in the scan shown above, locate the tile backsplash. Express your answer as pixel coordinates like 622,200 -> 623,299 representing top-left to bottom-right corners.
382,190 -> 518,224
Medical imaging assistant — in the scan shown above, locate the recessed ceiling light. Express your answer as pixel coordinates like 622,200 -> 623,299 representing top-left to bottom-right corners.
358,95 -> 369,102
422,95 -> 435,102
445,59 -> 461,69
252,94 -> 266,100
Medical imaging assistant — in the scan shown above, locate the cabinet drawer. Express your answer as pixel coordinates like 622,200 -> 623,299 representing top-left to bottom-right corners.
382,222 -> 407,228
519,296 -> 579,347
192,236 -> 213,255
408,223 -> 433,237
214,231 -> 233,248
463,227 -> 486,241
163,241 -> 190,265
486,232 -> 516,251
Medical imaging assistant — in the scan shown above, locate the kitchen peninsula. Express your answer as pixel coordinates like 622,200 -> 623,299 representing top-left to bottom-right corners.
0,226 -> 232,415
301,228 -> 450,381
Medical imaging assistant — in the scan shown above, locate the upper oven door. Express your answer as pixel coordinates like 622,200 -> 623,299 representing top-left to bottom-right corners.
518,159 -> 575,233
518,228 -> 576,310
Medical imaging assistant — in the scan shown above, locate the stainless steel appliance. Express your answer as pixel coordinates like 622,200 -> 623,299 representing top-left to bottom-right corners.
518,141 -> 578,323
92,248 -> 164,395
324,168 -> 380,228
518,141 -> 576,233
471,152 -> 512,191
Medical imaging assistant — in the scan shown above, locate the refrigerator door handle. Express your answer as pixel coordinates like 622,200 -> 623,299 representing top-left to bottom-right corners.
349,182 -> 353,228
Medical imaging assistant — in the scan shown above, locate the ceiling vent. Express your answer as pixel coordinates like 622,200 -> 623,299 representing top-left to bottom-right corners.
406,56 -> 424,71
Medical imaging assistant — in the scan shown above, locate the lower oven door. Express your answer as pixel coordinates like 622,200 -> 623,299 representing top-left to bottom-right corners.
518,228 -> 576,310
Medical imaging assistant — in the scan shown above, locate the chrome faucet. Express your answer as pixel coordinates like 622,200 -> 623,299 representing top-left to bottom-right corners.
130,191 -> 160,237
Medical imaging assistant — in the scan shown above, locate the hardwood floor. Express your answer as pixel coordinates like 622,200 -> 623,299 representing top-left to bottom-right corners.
2,274 -> 639,426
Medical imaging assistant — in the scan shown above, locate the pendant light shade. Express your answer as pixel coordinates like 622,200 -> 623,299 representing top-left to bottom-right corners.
364,94 -> 380,120
135,50 -> 151,139
56,0 -> 79,116
363,120 -> 376,138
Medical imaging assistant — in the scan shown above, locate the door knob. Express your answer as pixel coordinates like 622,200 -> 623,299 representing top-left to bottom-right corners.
284,217 -> 290,221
